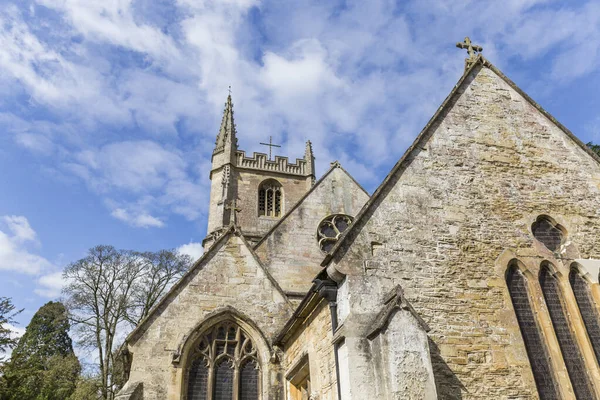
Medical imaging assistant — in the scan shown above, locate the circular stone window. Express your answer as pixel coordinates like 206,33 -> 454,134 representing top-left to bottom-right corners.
317,214 -> 354,253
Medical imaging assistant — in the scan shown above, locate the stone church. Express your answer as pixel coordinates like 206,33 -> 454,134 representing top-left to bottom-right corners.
117,41 -> 600,400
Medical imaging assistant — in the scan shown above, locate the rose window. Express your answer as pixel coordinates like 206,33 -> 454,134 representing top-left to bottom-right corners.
317,214 -> 354,253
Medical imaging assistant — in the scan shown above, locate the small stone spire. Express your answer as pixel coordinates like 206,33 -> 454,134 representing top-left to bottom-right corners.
214,91 -> 238,154
304,140 -> 315,184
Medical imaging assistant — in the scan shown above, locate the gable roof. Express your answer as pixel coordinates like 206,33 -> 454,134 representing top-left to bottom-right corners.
322,55 -> 600,266
253,161 -> 369,250
126,224 -> 292,345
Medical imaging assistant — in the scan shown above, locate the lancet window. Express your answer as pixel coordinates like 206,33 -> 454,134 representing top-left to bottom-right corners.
539,265 -> 595,400
506,265 -> 560,400
186,322 -> 260,400
569,268 -> 600,365
258,180 -> 282,218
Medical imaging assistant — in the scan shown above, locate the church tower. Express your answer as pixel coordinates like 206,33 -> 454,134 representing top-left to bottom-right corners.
203,94 -> 316,250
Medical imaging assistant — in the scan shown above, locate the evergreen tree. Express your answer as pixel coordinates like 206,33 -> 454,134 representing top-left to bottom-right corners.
586,142 -> 600,157
0,297 -> 22,362
1,302 -> 80,400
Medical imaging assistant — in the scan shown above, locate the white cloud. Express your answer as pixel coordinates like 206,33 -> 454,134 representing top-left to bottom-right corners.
177,242 -> 204,261
3,216 -> 37,242
35,271 -> 66,298
111,208 -> 164,228
2,0 -> 600,231
0,216 -> 52,275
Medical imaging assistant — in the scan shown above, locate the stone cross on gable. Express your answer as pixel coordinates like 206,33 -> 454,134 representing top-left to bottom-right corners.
225,199 -> 241,225
456,37 -> 483,71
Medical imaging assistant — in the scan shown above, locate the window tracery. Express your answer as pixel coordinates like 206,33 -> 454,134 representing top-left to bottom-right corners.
317,214 -> 353,253
532,216 -> 565,252
258,180 -> 282,218
186,322 -> 260,400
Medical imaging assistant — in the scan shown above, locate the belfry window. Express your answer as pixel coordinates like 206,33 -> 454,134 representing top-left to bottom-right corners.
532,216 -> 565,252
569,267 -> 600,365
186,322 -> 259,400
258,179 -> 282,218
506,264 -> 559,400
539,265 -> 595,400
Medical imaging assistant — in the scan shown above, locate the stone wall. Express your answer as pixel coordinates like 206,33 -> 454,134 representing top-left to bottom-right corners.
255,166 -> 369,294
282,300 -> 338,400
235,169 -> 313,240
125,232 -> 293,400
329,64 -> 600,399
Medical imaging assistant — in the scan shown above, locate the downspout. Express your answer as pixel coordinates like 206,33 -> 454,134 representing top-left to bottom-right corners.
315,278 -> 341,400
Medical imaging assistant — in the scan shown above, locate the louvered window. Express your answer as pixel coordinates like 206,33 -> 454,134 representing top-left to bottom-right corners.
540,266 -> 595,400
506,266 -> 560,400
186,322 -> 260,400
258,180 -> 282,218
569,269 -> 600,365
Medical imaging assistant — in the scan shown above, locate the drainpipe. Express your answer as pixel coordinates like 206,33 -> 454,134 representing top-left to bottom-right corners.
315,278 -> 341,400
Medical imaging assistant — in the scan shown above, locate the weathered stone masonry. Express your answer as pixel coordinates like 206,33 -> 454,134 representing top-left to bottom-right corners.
327,60 -> 600,399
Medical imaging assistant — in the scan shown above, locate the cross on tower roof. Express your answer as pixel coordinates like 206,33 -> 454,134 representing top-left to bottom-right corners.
456,37 -> 483,71
225,199 -> 241,225
260,136 -> 281,161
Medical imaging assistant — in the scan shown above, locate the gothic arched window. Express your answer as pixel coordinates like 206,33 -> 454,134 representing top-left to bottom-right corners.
532,216 -> 565,252
539,265 -> 595,400
186,322 -> 260,400
569,267 -> 600,365
506,264 -> 559,400
258,180 -> 282,218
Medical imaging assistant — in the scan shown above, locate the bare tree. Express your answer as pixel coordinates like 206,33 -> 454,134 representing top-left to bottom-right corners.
125,250 -> 190,326
62,245 -> 191,400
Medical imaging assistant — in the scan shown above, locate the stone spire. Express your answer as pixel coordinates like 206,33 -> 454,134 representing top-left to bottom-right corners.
214,93 -> 238,154
305,140 -> 316,184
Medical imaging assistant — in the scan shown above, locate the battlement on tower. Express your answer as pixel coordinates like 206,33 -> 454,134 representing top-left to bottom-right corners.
235,150 -> 310,176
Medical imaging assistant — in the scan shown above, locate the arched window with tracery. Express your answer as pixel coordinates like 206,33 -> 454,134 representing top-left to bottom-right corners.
506,264 -> 560,400
540,265 -> 595,400
569,267 -> 600,365
186,321 -> 260,400
258,179 -> 282,218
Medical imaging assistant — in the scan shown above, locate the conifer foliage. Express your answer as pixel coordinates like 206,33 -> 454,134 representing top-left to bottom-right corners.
586,142 -> 600,157
0,297 -> 21,362
0,302 -> 80,400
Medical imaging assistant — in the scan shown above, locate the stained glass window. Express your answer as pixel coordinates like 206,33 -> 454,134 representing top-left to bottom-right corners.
506,265 -> 560,400
540,266 -> 594,400
569,268 -> 600,366
186,322 -> 260,400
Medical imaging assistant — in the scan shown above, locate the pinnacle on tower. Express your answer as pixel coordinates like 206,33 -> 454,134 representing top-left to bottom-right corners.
304,140 -> 314,160
214,92 -> 238,154
305,140 -> 316,184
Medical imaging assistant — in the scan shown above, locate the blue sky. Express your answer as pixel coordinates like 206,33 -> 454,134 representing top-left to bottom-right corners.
1,0 -> 600,337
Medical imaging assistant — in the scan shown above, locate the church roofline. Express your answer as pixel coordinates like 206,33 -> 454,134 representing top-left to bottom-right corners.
253,161 -> 369,250
321,54 -> 600,268
125,224 -> 292,346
